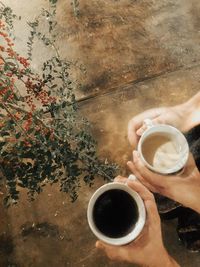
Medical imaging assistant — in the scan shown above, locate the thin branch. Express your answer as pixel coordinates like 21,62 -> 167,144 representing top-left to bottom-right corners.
0,102 -> 29,138
3,103 -> 113,180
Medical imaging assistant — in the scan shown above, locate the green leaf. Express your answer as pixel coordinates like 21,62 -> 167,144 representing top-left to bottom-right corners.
16,132 -> 21,139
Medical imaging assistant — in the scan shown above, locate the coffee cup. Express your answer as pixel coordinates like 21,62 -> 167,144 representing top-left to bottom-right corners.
137,119 -> 189,175
87,175 -> 146,246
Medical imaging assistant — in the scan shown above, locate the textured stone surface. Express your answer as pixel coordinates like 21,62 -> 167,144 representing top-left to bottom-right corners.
4,0 -> 200,98
1,0 -> 200,266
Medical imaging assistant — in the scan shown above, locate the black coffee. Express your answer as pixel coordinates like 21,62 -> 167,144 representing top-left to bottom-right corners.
93,189 -> 139,238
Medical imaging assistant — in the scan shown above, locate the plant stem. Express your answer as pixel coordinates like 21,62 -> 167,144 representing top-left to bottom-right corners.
0,102 -> 29,138
3,102 -> 113,180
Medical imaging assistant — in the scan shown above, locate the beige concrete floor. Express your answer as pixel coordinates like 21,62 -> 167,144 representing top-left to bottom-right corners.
1,0 -> 200,266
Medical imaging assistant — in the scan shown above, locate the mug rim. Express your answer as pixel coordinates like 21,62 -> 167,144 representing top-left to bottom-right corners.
137,124 -> 189,174
87,182 -> 146,246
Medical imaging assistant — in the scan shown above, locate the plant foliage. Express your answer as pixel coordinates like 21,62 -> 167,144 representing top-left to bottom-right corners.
0,1 -> 117,205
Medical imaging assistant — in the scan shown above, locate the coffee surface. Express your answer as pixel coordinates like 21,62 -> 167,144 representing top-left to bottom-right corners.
142,133 -> 180,172
93,189 -> 138,238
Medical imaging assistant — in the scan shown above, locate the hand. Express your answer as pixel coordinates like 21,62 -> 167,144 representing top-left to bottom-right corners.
127,151 -> 200,214
95,176 -> 179,267
127,104 -> 193,148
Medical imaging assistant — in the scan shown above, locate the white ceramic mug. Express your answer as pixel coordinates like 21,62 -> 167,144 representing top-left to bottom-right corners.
87,175 -> 146,246
137,119 -> 189,175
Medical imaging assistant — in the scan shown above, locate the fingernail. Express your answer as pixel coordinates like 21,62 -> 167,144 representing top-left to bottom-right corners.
128,174 -> 137,181
127,161 -> 132,166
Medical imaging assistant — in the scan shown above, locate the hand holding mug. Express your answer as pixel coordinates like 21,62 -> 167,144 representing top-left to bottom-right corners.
127,103 -> 195,148
128,152 -> 200,214
96,177 -> 179,267
87,175 -> 146,246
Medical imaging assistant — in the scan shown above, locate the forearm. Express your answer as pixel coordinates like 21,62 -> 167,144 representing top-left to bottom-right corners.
182,91 -> 200,130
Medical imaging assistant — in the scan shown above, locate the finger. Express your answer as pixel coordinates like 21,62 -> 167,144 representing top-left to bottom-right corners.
126,179 -> 154,201
127,161 -> 143,180
114,176 -> 127,183
136,124 -> 147,136
137,115 -> 166,136
95,241 -> 123,261
96,240 -> 106,250
127,119 -> 141,147
126,180 -> 160,227
127,161 -> 157,192
114,174 -> 156,192
133,151 -> 169,190
151,114 -> 166,125
96,241 -> 118,251
127,109 -> 164,147
128,108 -> 166,142
145,199 -> 160,227
136,114 -> 167,136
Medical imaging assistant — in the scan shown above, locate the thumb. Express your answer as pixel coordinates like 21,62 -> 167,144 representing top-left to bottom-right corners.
151,114 -> 166,125
95,241 -> 114,251
95,240 -> 126,261
96,241 -> 121,255
95,241 -> 105,250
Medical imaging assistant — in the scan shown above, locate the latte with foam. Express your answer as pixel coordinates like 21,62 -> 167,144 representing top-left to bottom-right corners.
141,133 -> 180,173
